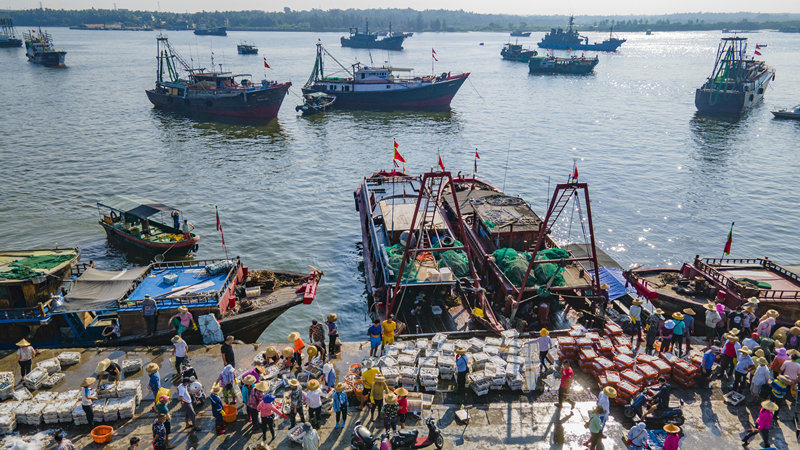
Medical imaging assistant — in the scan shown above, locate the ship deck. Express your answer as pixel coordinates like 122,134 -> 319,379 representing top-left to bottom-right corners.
0,249 -> 78,282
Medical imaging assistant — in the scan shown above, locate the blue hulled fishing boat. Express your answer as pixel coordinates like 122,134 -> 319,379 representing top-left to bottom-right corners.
538,16 -> 625,52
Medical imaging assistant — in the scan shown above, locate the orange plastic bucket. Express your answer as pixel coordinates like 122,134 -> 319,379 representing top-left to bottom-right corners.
91,425 -> 114,444
222,404 -> 237,423
349,363 -> 362,375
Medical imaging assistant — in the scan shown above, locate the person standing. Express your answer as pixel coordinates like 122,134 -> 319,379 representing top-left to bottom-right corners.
395,387 -> 408,429
217,365 -> 237,405
742,333 -> 760,352
662,424 -> 681,450
171,335 -> 188,376
645,309 -> 664,355
332,382 -> 349,429
323,363 -> 335,391
308,320 -> 326,362
241,375 -> 257,423
596,386 -> 615,426
326,313 -> 339,358
80,377 -> 97,426
537,328 -> 553,371
720,334 -> 740,380
742,305 -> 757,337
367,320 -> 382,358
359,362 -> 380,410
221,336 -> 236,368
769,375 -> 790,416
701,346 -> 720,388
154,395 -> 172,447
288,332 -> 305,372
583,405 -> 604,449
733,347 -> 755,392
629,299 -> 643,349
302,422 -> 320,450
146,363 -> 161,401
305,379 -> 323,429
786,327 -> 800,352
209,385 -> 226,435
682,308 -> 696,355
177,377 -> 196,430
555,361 -> 575,409
380,315 -> 398,355
770,347 -> 790,378
152,414 -> 169,450
142,295 -> 158,337
369,375 -> 389,421
756,310 -> 779,338
258,393 -> 286,441
455,347 -> 469,398
249,381 -> 268,427
171,210 -> 181,230
751,357 -> 772,400
780,349 -> 800,405
15,339 -> 36,379
382,393 -> 400,432
728,306 -> 744,335
704,302 -> 722,343
742,400 -> 779,447
288,379 -> 306,428
659,319 -> 675,354
671,312 -> 686,357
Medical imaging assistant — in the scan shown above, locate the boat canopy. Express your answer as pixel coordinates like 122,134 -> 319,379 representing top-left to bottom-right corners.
378,200 -> 446,233
57,267 -> 148,313
306,92 -> 330,99
97,195 -> 177,219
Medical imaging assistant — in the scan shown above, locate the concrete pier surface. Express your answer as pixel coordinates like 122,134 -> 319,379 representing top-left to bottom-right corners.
0,341 -> 797,449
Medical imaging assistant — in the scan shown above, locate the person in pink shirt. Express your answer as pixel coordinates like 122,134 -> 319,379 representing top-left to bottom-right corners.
662,424 -> 680,450
741,400 -> 778,447
771,347 -> 790,378
781,350 -> 800,404
257,393 -> 287,442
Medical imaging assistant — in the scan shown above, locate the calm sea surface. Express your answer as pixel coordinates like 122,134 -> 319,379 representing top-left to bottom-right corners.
1,29 -> 799,342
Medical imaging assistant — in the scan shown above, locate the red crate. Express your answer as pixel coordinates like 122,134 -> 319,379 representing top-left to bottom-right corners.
637,363 -> 659,381
651,359 -> 671,375
689,353 -> 704,368
672,360 -> 700,378
586,331 -> 601,341
593,357 -> 616,372
621,369 -> 645,385
597,374 -> 608,387
636,353 -> 658,364
605,322 -> 624,336
557,336 -> 576,347
579,348 -> 598,361
616,379 -> 641,399
597,338 -> 614,353
607,371 -> 621,386
614,354 -> 636,369
576,337 -> 594,347
660,352 -> 679,364
611,335 -> 631,347
618,346 -> 634,355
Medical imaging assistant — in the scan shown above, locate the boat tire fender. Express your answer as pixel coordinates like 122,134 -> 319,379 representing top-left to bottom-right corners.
110,211 -> 119,221
192,244 -> 199,252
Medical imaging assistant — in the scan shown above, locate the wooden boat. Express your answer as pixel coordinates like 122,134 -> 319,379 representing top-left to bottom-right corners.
0,249 -> 80,309
771,105 -> 800,120
237,42 -> 258,54
625,256 -> 800,324
0,256 -> 322,348
529,55 -> 599,75
295,92 -> 336,115
97,195 -> 199,258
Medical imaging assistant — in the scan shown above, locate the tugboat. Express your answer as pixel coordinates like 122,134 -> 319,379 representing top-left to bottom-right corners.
0,17 -> 22,47
194,23 -> 227,36
695,37 -> 775,116
501,42 -> 537,62
302,43 -> 468,110
340,19 -> 408,50
145,35 -> 290,121
295,92 -> 336,116
529,54 -> 599,75
96,195 -> 200,258
23,28 -> 66,67
537,16 -> 625,52
237,42 -> 258,54
510,30 -> 531,37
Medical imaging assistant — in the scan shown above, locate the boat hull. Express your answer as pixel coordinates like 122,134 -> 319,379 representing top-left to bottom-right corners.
100,221 -> 199,257
529,57 -> 598,75
146,83 -> 290,120
0,38 -> 22,47
302,75 -> 467,111
771,111 -> 800,120
341,35 -> 405,50
695,70 -> 774,116
27,50 -> 66,67
194,27 -> 227,36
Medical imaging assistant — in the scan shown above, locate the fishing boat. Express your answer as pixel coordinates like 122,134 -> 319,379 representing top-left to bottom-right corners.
501,42 -> 537,62
0,253 -> 322,347
510,30 -> 531,37
145,35 -> 290,121
771,105 -> 800,120
440,174 -> 609,332
237,42 -> 258,54
340,19 -> 408,50
23,28 -> 66,67
96,195 -> 200,258
194,23 -> 227,36
625,256 -> 800,325
295,92 -> 336,116
0,17 -> 22,47
695,37 -> 775,116
0,249 -> 80,309
529,54 -> 599,75
537,16 -> 625,52
302,43 -> 468,111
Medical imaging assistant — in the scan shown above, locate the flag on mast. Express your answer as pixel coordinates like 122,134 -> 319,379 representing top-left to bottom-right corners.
438,154 -> 445,171
572,164 -> 579,181
215,206 -> 225,247
723,222 -> 734,255
754,44 -> 762,56
474,149 -> 480,173
432,48 -> 438,62
263,57 -> 270,68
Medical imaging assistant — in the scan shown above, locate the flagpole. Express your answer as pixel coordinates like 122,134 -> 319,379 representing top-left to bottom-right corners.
721,222 -> 734,261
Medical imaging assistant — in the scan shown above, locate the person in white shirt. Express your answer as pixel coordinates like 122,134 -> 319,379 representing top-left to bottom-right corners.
751,357 -> 772,398
171,335 -> 188,375
537,328 -> 553,370
627,422 -> 648,449
704,302 -> 722,343
629,299 -> 644,348
596,386 -> 615,426
304,379 -> 324,429
177,377 -> 196,429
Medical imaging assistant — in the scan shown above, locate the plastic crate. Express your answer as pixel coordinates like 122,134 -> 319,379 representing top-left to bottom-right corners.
576,337 -> 594,347
672,360 -> 700,378
593,357 -> 615,372
621,369 -> 645,385
606,371 -> 621,386
605,322 -> 624,336
614,354 -> 635,369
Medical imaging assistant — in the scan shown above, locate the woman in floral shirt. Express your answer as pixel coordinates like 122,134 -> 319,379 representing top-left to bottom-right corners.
382,393 -> 400,432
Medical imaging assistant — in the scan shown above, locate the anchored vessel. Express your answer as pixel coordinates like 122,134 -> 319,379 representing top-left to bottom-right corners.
237,42 -> 258,54
0,17 -> 22,47
501,43 -> 537,62
0,251 -> 322,347
529,55 -> 599,75
23,28 -> 66,67
771,105 -> 800,120
538,16 -> 625,52
296,92 -> 336,116
97,195 -> 200,258
341,20 -> 409,50
695,37 -> 775,116
510,30 -> 531,37
145,35 -> 290,120
194,23 -> 227,36
302,43 -> 468,111
626,256 -> 800,325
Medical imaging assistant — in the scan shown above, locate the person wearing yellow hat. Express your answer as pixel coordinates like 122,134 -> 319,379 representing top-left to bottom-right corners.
326,313 -> 340,357
241,374 -> 258,424
287,379 -> 305,428
360,364 -> 381,410
742,305 -> 757,337
288,331 -> 305,373
751,356 -> 771,399
369,375 -> 389,422
169,305 -> 196,337
456,347 -> 470,397
332,382 -> 349,429
305,379 -> 324,429
263,346 -> 279,367
663,424 -> 681,449
395,387 -> 409,429
15,339 -> 36,379
681,308 -> 696,355
597,386 -> 616,426
733,347 -> 755,392
720,333 -> 741,381
171,334 -> 188,375
742,400 -> 779,447
781,350 -> 800,405
629,298 -> 644,348
382,393 -> 400,432
208,385 -> 227,435
308,319 -> 327,362
80,377 -> 98,426
671,312 -> 687,357
146,363 -> 161,403
537,328 -> 553,370
95,358 -> 122,389
704,302 -> 723,344
786,327 -> 800,355
645,308 -> 664,355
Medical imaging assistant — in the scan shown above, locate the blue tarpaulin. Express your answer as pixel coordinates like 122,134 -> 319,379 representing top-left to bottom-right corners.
128,265 -> 228,300
590,267 -> 634,300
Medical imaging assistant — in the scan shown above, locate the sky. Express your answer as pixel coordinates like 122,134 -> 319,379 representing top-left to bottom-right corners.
3,0 -> 798,15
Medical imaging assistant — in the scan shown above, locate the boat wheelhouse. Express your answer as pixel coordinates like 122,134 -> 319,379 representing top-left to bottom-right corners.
237,42 -> 258,54
0,249 -> 80,309
302,43 -> 468,111
695,37 -> 775,116
97,195 -> 199,258
501,43 -> 537,62
0,17 -> 22,47
771,105 -> 800,120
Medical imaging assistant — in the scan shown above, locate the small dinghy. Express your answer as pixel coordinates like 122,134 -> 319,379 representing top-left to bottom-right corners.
296,92 -> 336,115
771,105 -> 800,120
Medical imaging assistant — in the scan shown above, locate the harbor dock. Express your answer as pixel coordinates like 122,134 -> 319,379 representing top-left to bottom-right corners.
0,340 -> 797,449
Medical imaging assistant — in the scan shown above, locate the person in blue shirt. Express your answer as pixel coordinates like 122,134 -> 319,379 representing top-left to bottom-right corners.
456,347 -> 469,398
146,363 -> 161,402
701,346 -> 720,388
368,319 -> 382,358
332,382 -> 349,429
209,386 -> 226,435
670,312 -> 687,357
682,308 -> 696,356
326,313 -> 339,357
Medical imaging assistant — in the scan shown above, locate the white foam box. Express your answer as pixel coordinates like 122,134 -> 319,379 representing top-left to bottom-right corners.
419,356 -> 438,368
381,367 -> 400,386
57,390 -> 80,401
500,329 -> 520,339
97,383 -> 117,399
439,342 -> 455,356
35,358 -> 61,375
397,354 -> 417,366
118,395 -> 136,419
399,366 -> 418,385
378,355 -> 398,368
42,402 -> 60,424
103,398 -> 119,422
0,413 -> 15,434
42,373 -> 65,389
121,359 -> 142,374
432,333 -> 447,347
57,400 -> 78,423
467,338 -> 484,352
471,352 -> 490,371
22,368 -> 47,391
485,337 -> 503,347
483,345 -> 500,356
57,352 -> 81,367
116,380 -> 142,400
12,388 -> 31,401
72,403 -> 89,426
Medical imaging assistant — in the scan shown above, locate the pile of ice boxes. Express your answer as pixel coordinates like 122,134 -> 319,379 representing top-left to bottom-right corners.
0,372 -> 15,401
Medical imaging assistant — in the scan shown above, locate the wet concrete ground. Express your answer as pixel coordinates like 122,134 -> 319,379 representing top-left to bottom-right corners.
0,341 -> 798,449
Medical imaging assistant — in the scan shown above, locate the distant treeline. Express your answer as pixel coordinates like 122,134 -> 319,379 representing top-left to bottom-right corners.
3,8 -> 800,33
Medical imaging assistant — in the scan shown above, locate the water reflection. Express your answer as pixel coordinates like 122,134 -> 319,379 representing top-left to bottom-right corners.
689,113 -> 747,165
150,109 -> 291,144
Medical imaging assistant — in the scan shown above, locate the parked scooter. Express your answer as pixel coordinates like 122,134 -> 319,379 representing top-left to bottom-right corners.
351,420 -> 380,449
623,388 -> 684,427
388,417 -> 444,450
180,359 -> 206,407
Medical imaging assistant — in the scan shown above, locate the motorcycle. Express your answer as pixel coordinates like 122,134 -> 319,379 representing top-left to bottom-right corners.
623,388 -> 684,427
180,359 -> 206,407
351,420 -> 380,449
388,417 -> 444,450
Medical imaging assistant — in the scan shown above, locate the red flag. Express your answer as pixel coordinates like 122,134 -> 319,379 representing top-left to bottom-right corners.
723,222 -> 734,255
215,206 -> 221,231
394,140 -> 399,149
263,57 -> 270,68
393,148 -> 406,164
573,166 -> 579,180
438,155 -> 445,171
432,48 -> 438,62
754,50 -> 761,56
474,149 -> 480,173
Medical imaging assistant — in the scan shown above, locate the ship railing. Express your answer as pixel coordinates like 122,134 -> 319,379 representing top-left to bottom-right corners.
0,300 -> 53,322
698,257 -> 800,301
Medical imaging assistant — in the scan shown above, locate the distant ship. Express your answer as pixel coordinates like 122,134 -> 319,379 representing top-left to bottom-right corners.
145,35 -> 290,121
501,42 -> 537,62
537,16 -> 625,52
302,42 -> 468,110
237,42 -> 258,54
529,55 -> 599,75
0,17 -> 22,47
340,19 -> 409,50
695,37 -> 775,116
194,23 -> 227,36
23,28 -> 66,67
510,30 -> 531,37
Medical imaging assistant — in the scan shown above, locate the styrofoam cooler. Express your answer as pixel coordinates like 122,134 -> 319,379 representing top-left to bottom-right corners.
397,353 -> 417,366
381,367 -> 400,386
432,333 -> 447,347
399,366 -> 418,386
419,356 -> 438,368
35,358 -> 61,375
43,402 -> 60,424
419,367 -> 439,390
23,368 -> 47,391
57,352 -> 81,367
0,413 -> 15,434
121,359 -> 142,375
118,395 -> 136,419
467,337 -> 484,352
42,373 -> 65,389
97,383 -> 117,399
439,342 -> 455,356
471,352 -> 489,371
468,371 -> 490,396
57,400 -> 78,423
72,403 -> 89,426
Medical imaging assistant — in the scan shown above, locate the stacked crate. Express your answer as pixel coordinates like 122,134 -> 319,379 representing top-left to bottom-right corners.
651,359 -> 672,381
556,337 -> 577,360
637,363 -> 660,386
0,372 -> 14,401
615,379 -> 642,406
467,371 -> 490,396
614,354 -> 635,372
505,364 -> 524,390
36,358 -> 61,375
484,363 -> 506,390
605,322 -> 624,337
671,360 -> 700,388
578,347 -> 598,374
419,367 -> 439,391
23,368 -> 47,391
